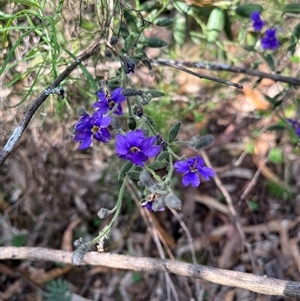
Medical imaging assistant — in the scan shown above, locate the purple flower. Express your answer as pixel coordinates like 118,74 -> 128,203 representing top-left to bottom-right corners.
261,28 -> 279,50
250,12 -> 265,32
93,87 -> 126,116
287,119 -> 300,137
120,55 -> 136,74
141,201 -> 165,212
116,129 -> 161,166
174,155 -> 215,187
74,110 -> 111,150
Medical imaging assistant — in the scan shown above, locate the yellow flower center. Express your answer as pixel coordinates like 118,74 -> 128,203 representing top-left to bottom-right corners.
109,100 -> 115,109
130,146 -> 140,153
92,126 -> 99,134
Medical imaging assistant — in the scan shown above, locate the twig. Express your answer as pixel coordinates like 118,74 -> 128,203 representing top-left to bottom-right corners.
151,59 -> 300,86
200,150 -> 256,270
169,208 -> 205,301
0,39 -> 101,166
1,247 -> 300,298
151,59 -> 243,89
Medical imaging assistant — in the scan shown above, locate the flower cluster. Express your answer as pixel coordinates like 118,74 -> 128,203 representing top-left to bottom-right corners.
74,86 -> 126,149
250,12 -> 279,50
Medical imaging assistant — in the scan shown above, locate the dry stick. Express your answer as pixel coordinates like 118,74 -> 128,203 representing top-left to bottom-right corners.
1,247 -> 299,298
169,208 -> 204,301
151,59 -> 243,89
151,59 -> 300,86
0,39 -> 101,166
200,150 -> 256,271
126,181 -> 179,301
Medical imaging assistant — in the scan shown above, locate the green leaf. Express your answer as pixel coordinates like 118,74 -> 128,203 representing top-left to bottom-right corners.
42,279 -> 72,301
127,171 -> 141,180
173,17 -> 186,47
155,18 -> 174,27
268,148 -> 283,164
235,4 -> 263,18
246,31 -> 258,47
127,116 -> 137,130
283,3 -> 300,14
157,151 -> 169,161
224,10 -> 233,41
266,124 -> 286,131
206,8 -> 225,43
173,1 -> 191,14
11,0 -> 40,8
248,200 -> 259,211
12,234 -> 27,247
264,54 -> 275,71
168,121 -> 182,143
145,115 -> 156,127
120,21 -> 130,39
145,90 -> 165,98
124,10 -> 138,31
144,38 -> 167,48
118,161 -> 134,179
207,8 -> 225,32
148,160 -> 168,170
288,23 -> 300,54
124,34 -> 135,52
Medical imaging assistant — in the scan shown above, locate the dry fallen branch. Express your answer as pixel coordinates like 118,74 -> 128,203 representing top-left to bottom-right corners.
151,59 -> 300,86
1,247 -> 299,298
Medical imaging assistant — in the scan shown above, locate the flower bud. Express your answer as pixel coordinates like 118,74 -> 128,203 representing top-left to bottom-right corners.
164,194 -> 182,209
77,107 -> 87,116
110,36 -> 119,46
97,208 -> 109,219
189,135 -> 214,150
139,169 -> 155,189
105,49 -> 113,58
120,55 -> 135,74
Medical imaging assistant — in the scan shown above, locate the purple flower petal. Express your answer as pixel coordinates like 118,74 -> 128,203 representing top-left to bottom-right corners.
261,28 -> 279,50
250,12 -> 265,32
182,172 -> 200,187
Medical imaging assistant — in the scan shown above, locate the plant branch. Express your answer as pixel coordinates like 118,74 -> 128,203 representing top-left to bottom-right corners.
151,59 -> 300,86
1,247 -> 299,298
0,39 -> 101,166
151,59 -> 243,89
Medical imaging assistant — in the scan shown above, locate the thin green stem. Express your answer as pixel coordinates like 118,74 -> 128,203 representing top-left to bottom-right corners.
89,176 -> 128,246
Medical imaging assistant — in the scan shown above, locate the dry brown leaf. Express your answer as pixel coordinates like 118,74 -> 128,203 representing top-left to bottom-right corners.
61,217 -> 82,251
0,279 -> 24,300
194,194 -> 230,215
30,265 -> 74,284
243,85 -> 270,110
150,214 -> 176,248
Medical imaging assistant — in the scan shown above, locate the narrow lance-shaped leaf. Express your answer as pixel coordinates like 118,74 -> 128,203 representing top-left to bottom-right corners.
235,4 -> 263,18
168,121 -> 182,143
144,38 -> 167,48
118,161 -> 134,179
